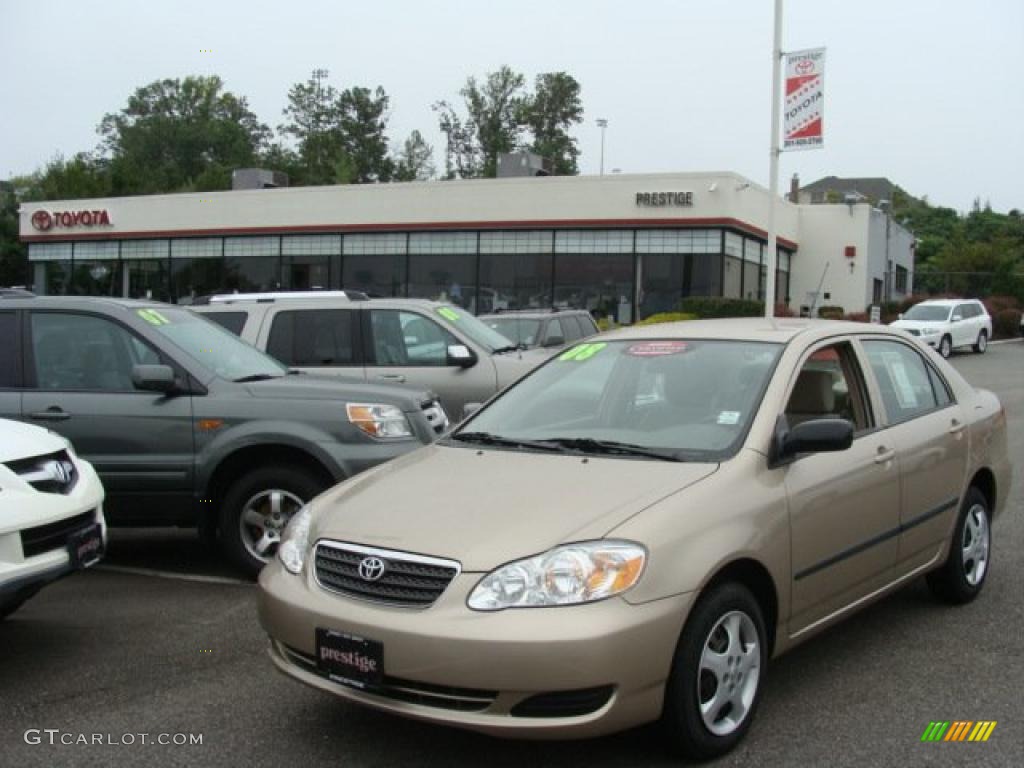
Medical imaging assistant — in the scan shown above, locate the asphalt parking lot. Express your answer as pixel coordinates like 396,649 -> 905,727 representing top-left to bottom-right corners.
1,340 -> 1021,768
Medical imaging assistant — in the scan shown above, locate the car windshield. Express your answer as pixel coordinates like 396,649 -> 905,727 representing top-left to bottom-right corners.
484,318 -> 542,346
136,307 -> 288,381
455,339 -> 782,461
903,305 -> 951,321
433,304 -> 515,352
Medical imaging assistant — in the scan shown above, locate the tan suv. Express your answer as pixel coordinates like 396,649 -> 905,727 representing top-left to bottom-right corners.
258,319 -> 1010,760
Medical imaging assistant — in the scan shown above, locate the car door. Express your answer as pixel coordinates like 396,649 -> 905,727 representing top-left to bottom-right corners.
0,310 -> 21,420
363,308 -> 496,418
781,340 -> 901,634
952,303 -> 973,347
21,310 -> 195,524
260,307 -> 366,383
860,338 -> 968,574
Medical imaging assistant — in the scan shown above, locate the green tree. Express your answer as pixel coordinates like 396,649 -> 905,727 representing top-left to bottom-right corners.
0,181 -> 26,286
524,72 -> 583,175
98,75 -> 270,194
435,66 -> 528,178
393,130 -> 436,181
338,86 -> 394,183
18,153 -> 112,202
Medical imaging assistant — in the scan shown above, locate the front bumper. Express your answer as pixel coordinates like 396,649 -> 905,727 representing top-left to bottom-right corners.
259,558 -> 692,738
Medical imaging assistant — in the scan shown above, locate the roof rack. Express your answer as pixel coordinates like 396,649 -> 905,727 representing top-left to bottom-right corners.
206,290 -> 369,305
0,287 -> 35,298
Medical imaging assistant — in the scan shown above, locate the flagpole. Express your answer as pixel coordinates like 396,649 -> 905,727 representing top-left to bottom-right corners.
765,0 -> 783,319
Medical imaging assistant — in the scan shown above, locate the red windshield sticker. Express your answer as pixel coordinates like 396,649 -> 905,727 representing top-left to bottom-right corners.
626,341 -> 689,357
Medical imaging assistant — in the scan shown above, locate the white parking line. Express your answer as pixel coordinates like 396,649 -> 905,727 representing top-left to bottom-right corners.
95,564 -> 253,586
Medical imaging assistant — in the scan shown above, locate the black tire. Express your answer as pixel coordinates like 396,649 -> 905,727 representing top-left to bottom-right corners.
939,335 -> 953,359
973,330 -> 988,354
219,464 -> 326,578
926,487 -> 991,604
661,583 -> 768,761
0,596 -> 28,620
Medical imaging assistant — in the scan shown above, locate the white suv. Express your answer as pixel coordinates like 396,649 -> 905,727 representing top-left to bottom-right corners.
0,419 -> 106,619
890,299 -> 992,358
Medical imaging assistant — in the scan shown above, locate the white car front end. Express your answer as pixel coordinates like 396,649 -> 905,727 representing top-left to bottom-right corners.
0,420 -> 106,617
889,318 -> 948,349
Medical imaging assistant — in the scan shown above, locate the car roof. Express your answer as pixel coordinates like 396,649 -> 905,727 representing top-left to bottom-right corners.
480,309 -> 589,319
914,299 -> 974,306
0,295 -> 174,312
597,317 -> 908,345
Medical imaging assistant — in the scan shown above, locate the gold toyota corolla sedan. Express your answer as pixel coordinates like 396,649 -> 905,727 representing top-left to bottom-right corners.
258,319 -> 1010,760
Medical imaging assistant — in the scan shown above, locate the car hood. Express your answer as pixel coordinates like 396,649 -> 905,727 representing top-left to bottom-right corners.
310,443 -> 718,571
0,419 -> 70,462
239,374 -> 435,410
891,319 -> 946,331
491,347 -> 555,388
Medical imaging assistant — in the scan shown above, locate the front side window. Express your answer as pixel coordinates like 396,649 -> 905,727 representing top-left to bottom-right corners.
863,340 -> 942,424
369,310 -> 457,367
30,312 -> 161,392
267,310 -> 356,367
903,304 -> 952,322
784,343 -> 872,432
459,339 -> 782,461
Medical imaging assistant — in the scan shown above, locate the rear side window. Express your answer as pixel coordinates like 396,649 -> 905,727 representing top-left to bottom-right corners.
0,312 -> 17,387
560,316 -> 583,343
267,310 -> 356,366
203,311 -> 248,336
545,318 -> 565,344
863,340 -> 941,424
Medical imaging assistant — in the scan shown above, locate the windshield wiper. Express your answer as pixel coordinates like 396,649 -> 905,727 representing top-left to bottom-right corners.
452,431 -> 563,452
538,437 -> 685,462
492,344 -> 527,355
232,373 -> 282,383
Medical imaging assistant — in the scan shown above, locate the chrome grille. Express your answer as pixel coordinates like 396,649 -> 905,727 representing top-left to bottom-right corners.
5,450 -> 77,494
314,541 -> 459,607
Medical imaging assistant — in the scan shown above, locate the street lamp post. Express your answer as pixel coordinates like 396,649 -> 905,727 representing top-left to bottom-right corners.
596,118 -> 608,175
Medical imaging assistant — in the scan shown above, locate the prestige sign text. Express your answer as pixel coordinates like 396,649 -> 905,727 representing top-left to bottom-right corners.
635,191 -> 694,207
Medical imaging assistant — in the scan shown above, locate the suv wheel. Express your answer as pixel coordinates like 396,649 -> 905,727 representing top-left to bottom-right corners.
661,583 -> 767,760
926,487 -> 991,604
939,335 -> 953,358
973,330 -> 988,354
220,465 -> 325,578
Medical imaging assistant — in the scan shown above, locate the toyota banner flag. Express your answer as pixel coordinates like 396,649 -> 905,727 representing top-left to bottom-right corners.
784,48 -> 825,150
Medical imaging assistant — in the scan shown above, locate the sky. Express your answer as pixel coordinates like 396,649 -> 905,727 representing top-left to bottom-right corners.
1,0 -> 1021,213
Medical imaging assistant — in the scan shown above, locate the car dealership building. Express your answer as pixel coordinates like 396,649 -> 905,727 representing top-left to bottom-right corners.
18,171 -> 914,320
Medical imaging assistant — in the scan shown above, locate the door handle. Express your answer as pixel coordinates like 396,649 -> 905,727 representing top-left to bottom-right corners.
376,374 -> 407,384
29,407 -> 71,422
948,419 -> 965,435
873,447 -> 895,465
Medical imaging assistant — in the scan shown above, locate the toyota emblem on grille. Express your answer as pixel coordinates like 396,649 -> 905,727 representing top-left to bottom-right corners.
358,556 -> 387,581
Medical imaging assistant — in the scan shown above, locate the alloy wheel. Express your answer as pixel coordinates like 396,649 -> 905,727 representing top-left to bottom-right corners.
961,503 -> 990,587
697,611 -> 761,736
238,489 -> 305,562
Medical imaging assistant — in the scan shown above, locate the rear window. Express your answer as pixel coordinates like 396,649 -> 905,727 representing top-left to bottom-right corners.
0,312 -> 17,387
203,311 -> 248,336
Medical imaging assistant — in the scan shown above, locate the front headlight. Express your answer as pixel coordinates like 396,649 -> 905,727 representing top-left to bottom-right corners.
346,403 -> 414,439
467,541 -> 646,611
278,504 -> 313,574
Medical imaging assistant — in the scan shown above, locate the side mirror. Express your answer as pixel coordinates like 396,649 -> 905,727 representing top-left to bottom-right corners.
542,334 -> 565,348
446,344 -> 477,369
132,364 -> 177,394
951,314 -> 962,323
772,417 -> 853,466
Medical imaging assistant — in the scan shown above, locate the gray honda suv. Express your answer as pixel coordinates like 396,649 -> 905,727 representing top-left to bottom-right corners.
0,296 -> 447,575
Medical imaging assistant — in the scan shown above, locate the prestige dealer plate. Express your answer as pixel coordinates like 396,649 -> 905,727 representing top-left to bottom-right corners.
316,628 -> 384,688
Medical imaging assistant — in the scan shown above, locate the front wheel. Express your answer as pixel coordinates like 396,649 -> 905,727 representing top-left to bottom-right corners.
219,464 -> 326,578
938,335 -> 953,359
926,487 -> 991,604
661,583 -> 767,760
973,330 -> 988,353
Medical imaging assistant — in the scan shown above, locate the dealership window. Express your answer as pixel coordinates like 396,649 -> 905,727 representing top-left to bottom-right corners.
29,243 -> 72,295
70,241 -> 120,296
408,232 -> 477,308
342,234 -> 407,297
282,235 -> 339,291
223,257 -> 281,293
724,232 -> 743,258
172,238 -> 225,303
777,249 -> 791,305
479,231 -> 553,312
895,265 -> 908,294
125,239 -> 172,260
171,238 -> 220,259
555,230 -> 633,322
743,239 -> 761,301
126,259 -> 170,301
637,229 -> 727,319
723,256 -> 742,298
224,237 -> 279,258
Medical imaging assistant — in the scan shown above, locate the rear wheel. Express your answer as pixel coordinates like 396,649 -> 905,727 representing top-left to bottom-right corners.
938,335 -> 953,358
973,330 -> 988,353
926,487 -> 991,604
219,464 -> 326,578
661,583 -> 767,760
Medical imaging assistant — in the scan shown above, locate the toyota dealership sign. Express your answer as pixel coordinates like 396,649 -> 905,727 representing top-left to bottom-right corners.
784,48 -> 826,150
30,208 -> 113,231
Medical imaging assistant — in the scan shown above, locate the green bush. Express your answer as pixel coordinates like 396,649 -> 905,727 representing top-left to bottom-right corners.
678,297 -> 765,318
636,312 -> 697,326
993,309 -> 1022,340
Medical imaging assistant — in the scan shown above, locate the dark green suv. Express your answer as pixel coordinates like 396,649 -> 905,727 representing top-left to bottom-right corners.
0,296 -> 447,575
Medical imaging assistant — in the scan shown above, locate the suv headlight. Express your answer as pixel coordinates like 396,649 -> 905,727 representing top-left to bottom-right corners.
278,504 -> 313,574
346,403 -> 414,439
467,541 -> 646,611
